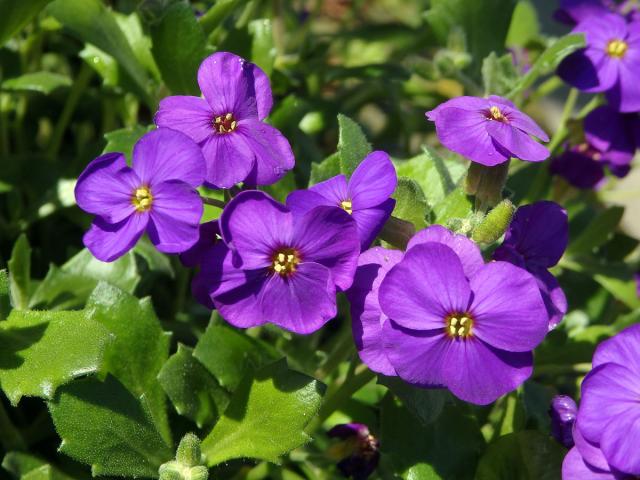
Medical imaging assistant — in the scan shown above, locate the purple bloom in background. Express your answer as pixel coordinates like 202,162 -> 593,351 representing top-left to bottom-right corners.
287,151 -> 397,250
567,324 -> 640,477
379,235 -> 548,405
327,423 -> 380,480
584,105 -> 638,166
550,395 -> 578,448
635,272 -> 640,297
493,201 -> 569,329
426,95 -> 550,166
194,191 -> 360,334
75,128 -> 205,262
180,221 -> 222,309
155,52 -> 294,188
554,0 -> 617,25
550,144 -> 611,189
558,14 -> 640,112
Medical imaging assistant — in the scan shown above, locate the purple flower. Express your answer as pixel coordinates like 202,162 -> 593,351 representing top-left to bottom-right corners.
493,201 -> 569,329
585,105 -> 639,165
155,52 -> 295,189
377,227 -> 548,405
550,395 -> 578,448
558,14 -> 640,112
635,272 -> 640,297
193,191 -> 360,334
287,151 -> 397,250
554,0 -> 617,25
568,324 -> 640,477
550,144 -> 610,189
74,128 -> 205,262
180,221 -> 222,309
426,95 -> 550,166
327,423 -> 379,480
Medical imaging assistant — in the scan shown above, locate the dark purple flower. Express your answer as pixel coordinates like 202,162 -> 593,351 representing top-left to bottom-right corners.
493,201 -> 568,329
193,191 -> 360,334
74,128 -> 205,262
287,151 -> 397,250
550,395 -> 578,448
554,0 -> 617,25
327,423 -> 379,480
379,233 -> 548,405
584,105 -> 639,165
180,221 -> 221,309
635,272 -> 640,297
557,14 -> 640,112
572,324 -> 640,476
550,144 -> 609,189
426,95 -> 550,166
155,52 -> 294,188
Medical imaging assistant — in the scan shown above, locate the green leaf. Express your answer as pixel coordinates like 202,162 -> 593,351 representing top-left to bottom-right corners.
568,206 -> 624,255
193,322 -> 278,391
309,153 -> 341,186
148,1 -> 207,95
85,282 -> 172,444
249,19 -> 274,75
482,52 -> 518,96
2,452 -> 47,479
391,178 -> 428,230
378,376 -> 448,426
0,0 -> 53,46
506,0 -> 540,47
0,309 -> 112,405
0,269 -> 10,320
1,72 -> 71,94
47,0 -> 151,105
29,249 -> 140,310
510,34 -> 585,94
433,186 -> 473,225
337,114 -> 371,176
115,12 -> 161,83
424,0 -> 517,73
201,359 -> 325,466
379,394 -> 485,479
48,376 -> 173,478
158,344 -> 229,428
103,125 -> 154,160
197,0 -> 242,35
7,234 -> 31,310
475,431 -> 565,480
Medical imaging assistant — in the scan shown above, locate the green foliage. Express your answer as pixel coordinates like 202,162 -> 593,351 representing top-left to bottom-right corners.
103,125 -> 155,159
0,0 -> 53,46
309,153 -> 341,186
378,376 -> 449,426
0,309 -> 111,405
2,72 -> 71,94
48,376 -> 173,478
7,235 -> 31,310
337,114 -> 372,176
0,269 -> 10,319
391,178 -> 428,230
482,52 -> 519,96
568,206 -> 624,255
201,359 -> 325,465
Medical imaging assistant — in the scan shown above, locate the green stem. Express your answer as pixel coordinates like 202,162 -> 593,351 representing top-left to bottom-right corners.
0,400 -> 26,450
307,365 -> 375,433
199,0 -> 243,35
201,196 -> 226,209
547,88 -> 579,154
534,362 -> 592,377
47,63 -> 93,157
314,322 -> 355,379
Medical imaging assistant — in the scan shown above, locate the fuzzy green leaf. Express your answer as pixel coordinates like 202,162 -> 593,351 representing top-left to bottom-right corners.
378,376 -> 449,426
482,52 -> 519,96
84,282 -> 172,444
103,125 -> 154,160
568,206 -> 624,255
201,359 -> 325,466
0,310 -> 111,405
391,178 -> 428,230
337,114 -> 371,176
0,269 -> 10,320
2,72 -> 71,94
249,19 -> 274,75
158,344 -> 230,428
49,376 -> 173,478
7,235 -> 31,310
309,153 -> 341,186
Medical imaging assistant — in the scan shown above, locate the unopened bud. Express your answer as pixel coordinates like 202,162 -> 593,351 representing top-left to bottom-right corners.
176,433 -> 202,467
549,395 -> 577,448
465,161 -> 510,210
472,199 -> 515,245
159,434 -> 208,480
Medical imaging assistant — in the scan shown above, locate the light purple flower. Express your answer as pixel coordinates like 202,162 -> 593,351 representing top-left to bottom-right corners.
155,52 -> 294,188
74,128 -> 205,262
569,324 -> 640,476
554,0 -> 618,25
493,201 -> 569,329
378,228 -> 548,405
550,395 -> 578,448
558,14 -> 640,112
426,95 -> 550,166
193,190 -> 360,334
287,151 -> 396,250
327,423 -> 380,480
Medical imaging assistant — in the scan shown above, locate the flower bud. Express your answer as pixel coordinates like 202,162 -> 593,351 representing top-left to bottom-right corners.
465,161 -> 510,210
549,395 -> 577,448
159,434 -> 208,480
472,199 -> 515,245
327,423 -> 380,479
176,433 -> 202,467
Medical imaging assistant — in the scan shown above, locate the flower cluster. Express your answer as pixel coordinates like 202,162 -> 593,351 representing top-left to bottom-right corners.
553,4 -> 640,187
562,324 -> 640,479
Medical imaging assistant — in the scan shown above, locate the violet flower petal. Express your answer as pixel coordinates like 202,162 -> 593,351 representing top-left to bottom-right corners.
592,323 -> 640,371
486,121 -> 550,162
155,96 -> 214,144
83,214 -> 148,263
286,189 -> 337,217
562,447 -> 617,480
180,220 -> 220,268
200,133 -> 255,189
348,151 -> 397,209
351,198 -> 395,250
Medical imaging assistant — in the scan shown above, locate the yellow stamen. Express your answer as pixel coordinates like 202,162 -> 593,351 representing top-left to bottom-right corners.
340,200 -> 353,215
445,313 -> 474,339
271,248 -> 301,276
132,186 -> 153,212
607,39 -> 628,58
489,105 -> 504,121
213,112 -> 238,133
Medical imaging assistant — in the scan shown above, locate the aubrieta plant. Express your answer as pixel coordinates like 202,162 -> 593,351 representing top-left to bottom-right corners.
1,1 -> 640,480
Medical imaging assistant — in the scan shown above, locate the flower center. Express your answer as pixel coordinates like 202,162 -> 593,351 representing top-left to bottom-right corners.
606,39 -> 628,58
488,105 -> 506,122
271,248 -> 301,276
213,113 -> 237,133
132,186 -> 153,212
340,200 -> 353,215
445,313 -> 474,339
